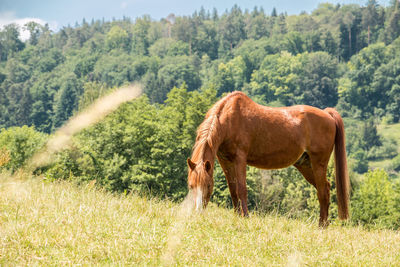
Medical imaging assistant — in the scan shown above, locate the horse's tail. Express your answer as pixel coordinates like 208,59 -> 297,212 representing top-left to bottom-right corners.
325,108 -> 350,220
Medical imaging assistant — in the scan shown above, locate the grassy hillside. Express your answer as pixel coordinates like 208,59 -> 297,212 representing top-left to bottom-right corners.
1,173 -> 400,266
378,123 -> 400,144
369,122 -> 400,172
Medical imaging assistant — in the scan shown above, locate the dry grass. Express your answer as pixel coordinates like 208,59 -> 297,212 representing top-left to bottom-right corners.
1,173 -> 400,266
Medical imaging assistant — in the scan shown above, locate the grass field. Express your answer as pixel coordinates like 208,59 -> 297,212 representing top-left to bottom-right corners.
1,172 -> 400,266
369,122 -> 400,172
378,123 -> 400,146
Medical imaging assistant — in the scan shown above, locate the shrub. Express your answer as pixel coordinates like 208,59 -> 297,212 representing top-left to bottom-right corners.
0,126 -> 47,172
389,154 -> 400,172
252,163 -> 339,221
351,169 -> 400,229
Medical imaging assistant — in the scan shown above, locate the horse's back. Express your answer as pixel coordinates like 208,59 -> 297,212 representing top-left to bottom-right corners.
216,94 -> 337,169
270,105 -> 337,154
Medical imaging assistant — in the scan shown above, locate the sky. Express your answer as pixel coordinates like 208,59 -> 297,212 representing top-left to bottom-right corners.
0,0 -> 392,40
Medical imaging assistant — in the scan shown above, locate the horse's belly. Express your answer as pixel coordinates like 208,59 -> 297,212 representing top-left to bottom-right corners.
247,148 -> 304,169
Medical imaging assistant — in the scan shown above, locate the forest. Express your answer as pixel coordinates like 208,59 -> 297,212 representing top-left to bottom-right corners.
1,0 -> 400,229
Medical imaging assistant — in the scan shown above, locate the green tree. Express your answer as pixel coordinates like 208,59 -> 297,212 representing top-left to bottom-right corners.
283,31 -> 305,55
384,0 -> 400,43
272,14 -> 288,35
214,56 -> 246,95
249,52 -> 301,105
106,25 -> 130,51
245,9 -> 270,40
219,5 -> 246,52
301,51 -> 339,108
30,86 -> 53,133
172,16 -> 196,54
24,21 -> 43,45
146,55 -> 201,103
148,38 -> 189,58
37,48 -> 64,73
131,16 -> 151,55
53,75 -> 81,129
0,24 -> 25,61
320,30 -> 338,56
372,58 -> 400,122
5,58 -> 29,83
361,0 -> 383,45
74,54 -> 97,78
93,51 -> 134,87
339,6 -> 364,60
193,21 -> 219,59
339,43 -> 389,116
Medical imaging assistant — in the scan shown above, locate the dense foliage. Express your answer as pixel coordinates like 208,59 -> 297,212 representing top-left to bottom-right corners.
45,86 -> 217,200
0,126 -> 47,172
2,2 -> 400,229
1,2 -> 400,131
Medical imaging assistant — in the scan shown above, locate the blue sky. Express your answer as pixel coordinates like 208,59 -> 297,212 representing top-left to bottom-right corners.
0,0 -> 392,39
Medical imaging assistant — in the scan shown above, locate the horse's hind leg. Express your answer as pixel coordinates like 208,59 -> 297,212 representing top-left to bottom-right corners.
295,152 -> 330,227
314,166 -> 331,228
294,152 -> 316,188
311,155 -> 331,228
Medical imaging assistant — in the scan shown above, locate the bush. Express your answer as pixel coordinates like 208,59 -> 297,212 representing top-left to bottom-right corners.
252,163 -> 339,221
349,149 -> 369,174
389,154 -> 400,172
351,169 -> 400,229
0,126 -> 47,172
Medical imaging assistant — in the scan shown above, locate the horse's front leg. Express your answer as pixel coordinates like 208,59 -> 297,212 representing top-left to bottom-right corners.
217,156 -> 240,212
234,152 -> 248,217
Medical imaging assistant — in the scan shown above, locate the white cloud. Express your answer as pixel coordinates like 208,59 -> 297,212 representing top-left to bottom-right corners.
0,11 -> 58,41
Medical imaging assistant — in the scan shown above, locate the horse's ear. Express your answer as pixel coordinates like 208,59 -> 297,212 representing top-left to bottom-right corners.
204,160 -> 212,174
187,158 -> 196,170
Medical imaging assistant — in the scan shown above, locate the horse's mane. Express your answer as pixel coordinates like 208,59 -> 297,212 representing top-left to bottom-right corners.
191,91 -> 244,162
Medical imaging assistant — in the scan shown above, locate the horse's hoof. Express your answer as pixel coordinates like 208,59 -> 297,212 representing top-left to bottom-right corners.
319,220 -> 330,228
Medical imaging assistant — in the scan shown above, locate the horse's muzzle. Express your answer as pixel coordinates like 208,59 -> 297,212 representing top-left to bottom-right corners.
194,187 -> 204,212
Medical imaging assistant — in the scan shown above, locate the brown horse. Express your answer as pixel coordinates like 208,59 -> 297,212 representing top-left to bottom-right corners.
187,91 -> 349,227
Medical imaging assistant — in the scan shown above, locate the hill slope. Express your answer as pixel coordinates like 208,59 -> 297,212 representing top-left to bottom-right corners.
369,122 -> 400,172
1,173 -> 399,266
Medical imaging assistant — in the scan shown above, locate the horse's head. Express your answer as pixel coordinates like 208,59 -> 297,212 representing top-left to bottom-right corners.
187,158 -> 214,211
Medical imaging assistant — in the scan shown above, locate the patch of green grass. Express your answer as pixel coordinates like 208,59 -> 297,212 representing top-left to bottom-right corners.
1,173 -> 400,265
378,123 -> 400,148
369,158 -> 392,170
369,123 -> 400,174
